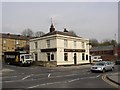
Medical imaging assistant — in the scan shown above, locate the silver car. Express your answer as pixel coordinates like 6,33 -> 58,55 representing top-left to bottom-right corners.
91,61 -> 114,72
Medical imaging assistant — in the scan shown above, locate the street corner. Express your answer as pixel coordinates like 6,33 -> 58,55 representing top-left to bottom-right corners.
106,72 -> 120,86
102,72 -> 120,88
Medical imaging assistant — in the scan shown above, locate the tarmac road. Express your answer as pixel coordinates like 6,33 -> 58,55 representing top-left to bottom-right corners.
1,63 -> 119,89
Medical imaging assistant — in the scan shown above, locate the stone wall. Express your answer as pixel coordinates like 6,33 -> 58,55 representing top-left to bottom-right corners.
33,61 -> 57,67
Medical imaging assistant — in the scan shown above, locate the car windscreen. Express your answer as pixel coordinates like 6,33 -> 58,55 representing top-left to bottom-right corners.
25,55 -> 32,59
95,62 -> 105,66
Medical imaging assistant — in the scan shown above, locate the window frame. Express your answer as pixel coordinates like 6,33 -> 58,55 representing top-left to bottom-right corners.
82,53 -> 85,60
47,40 -> 50,48
47,53 -> 50,61
64,39 -> 68,48
35,42 -> 38,49
64,53 -> 68,61
51,53 -> 54,60
86,54 -> 88,60
74,41 -> 76,48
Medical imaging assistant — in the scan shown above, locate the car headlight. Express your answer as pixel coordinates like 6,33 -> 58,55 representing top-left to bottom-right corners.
97,67 -> 102,70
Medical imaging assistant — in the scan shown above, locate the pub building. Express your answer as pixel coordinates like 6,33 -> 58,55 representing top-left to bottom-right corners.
30,23 -> 90,67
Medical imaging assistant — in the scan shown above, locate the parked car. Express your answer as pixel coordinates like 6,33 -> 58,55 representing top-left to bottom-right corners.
115,60 -> 120,65
92,56 -> 102,62
91,61 -> 114,73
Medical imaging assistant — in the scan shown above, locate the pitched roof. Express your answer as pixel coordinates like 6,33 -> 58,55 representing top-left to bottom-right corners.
41,31 -> 81,38
90,45 -> 114,51
0,33 -> 33,40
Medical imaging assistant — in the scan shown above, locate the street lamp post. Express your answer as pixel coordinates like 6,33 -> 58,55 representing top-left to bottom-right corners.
114,33 -> 118,61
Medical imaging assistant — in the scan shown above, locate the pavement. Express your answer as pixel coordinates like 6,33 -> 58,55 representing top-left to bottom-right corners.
106,72 -> 120,86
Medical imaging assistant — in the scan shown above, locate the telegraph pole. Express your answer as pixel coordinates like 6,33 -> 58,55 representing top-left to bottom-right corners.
114,33 -> 118,61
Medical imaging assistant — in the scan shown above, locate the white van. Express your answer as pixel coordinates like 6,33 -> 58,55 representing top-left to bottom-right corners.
92,56 -> 102,62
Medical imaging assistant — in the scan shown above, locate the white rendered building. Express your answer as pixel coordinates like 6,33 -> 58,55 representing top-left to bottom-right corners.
30,24 -> 91,66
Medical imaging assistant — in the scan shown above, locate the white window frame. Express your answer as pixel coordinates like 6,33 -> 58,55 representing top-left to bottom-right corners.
35,42 -> 38,49
64,39 -> 68,48
82,42 -> 85,48
47,40 -> 50,48
74,41 -> 76,48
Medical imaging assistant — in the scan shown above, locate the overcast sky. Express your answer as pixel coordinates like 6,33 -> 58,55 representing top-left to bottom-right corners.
2,1 -> 118,42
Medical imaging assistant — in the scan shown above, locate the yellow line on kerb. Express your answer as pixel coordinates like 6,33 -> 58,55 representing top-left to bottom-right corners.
102,73 -> 119,88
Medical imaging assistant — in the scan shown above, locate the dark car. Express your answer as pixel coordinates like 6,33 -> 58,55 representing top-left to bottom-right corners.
115,60 -> 120,65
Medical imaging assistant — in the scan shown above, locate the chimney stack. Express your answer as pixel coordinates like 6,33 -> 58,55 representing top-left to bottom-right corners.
64,28 -> 68,32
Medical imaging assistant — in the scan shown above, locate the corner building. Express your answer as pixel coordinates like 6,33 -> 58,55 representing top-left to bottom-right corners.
30,24 -> 90,66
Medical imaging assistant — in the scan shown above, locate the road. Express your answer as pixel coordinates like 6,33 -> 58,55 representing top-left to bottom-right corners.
1,63 -> 119,89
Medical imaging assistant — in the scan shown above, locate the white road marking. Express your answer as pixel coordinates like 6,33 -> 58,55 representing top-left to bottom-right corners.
22,74 -> 32,80
65,74 -> 77,76
2,69 -> 14,72
28,81 -> 65,88
28,84 -> 41,88
3,72 -> 99,84
48,73 -> 51,78
96,74 -> 101,78
27,74 -> 100,88
2,76 -> 18,78
68,78 -> 79,82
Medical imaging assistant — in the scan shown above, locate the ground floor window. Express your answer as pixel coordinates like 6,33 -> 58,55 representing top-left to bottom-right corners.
47,53 -> 54,61
51,54 -> 54,60
82,53 -> 85,60
86,54 -> 88,60
64,53 -> 68,61
47,53 -> 50,61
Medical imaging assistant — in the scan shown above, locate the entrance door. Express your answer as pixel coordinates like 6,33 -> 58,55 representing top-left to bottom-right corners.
89,56 -> 91,63
35,53 -> 38,61
74,53 -> 77,65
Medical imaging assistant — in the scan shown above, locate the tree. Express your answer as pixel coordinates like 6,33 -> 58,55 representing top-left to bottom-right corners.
89,39 -> 99,46
111,40 -> 117,46
100,39 -> 117,46
35,31 -> 45,37
21,28 -> 34,37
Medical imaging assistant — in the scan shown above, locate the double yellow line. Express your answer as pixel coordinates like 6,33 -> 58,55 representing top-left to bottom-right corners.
102,73 -> 119,88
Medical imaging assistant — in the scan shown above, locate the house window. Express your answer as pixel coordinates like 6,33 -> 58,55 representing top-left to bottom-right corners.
82,53 -> 85,60
47,40 -> 50,48
51,54 -> 54,60
16,40 -> 19,45
3,46 -> 6,50
64,53 -> 68,61
86,55 -> 88,60
82,42 -> 84,48
35,42 -> 38,49
64,39 -> 68,48
74,41 -> 76,48
47,53 -> 50,61
3,40 -> 6,44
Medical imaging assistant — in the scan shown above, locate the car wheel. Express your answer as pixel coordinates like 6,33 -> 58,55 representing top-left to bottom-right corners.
102,68 -> 106,73
91,70 -> 94,73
